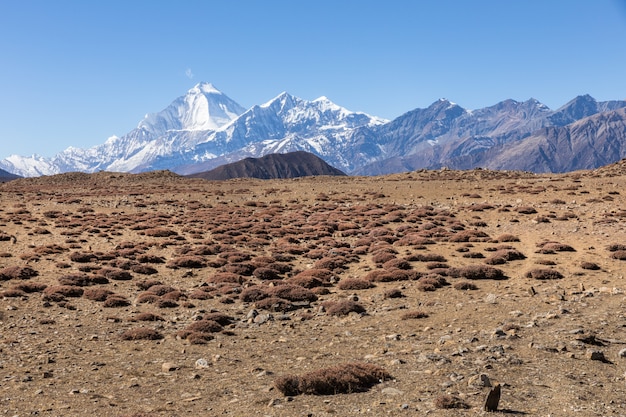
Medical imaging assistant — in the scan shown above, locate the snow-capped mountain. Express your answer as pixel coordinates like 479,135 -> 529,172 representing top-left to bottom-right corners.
0,82 -> 246,176
2,82 -> 626,177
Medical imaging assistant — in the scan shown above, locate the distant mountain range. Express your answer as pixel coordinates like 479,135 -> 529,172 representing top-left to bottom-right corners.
0,168 -> 20,182
188,151 -> 345,180
2,82 -> 625,177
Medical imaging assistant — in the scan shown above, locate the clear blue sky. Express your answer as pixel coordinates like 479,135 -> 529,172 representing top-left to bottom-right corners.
2,0 -> 626,158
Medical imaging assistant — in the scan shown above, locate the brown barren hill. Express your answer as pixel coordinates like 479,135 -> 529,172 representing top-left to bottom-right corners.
0,163 -> 625,416
187,151 -> 346,180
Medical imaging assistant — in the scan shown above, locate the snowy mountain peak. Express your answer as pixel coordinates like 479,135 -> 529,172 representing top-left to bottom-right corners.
137,81 -> 246,134
190,82 -> 222,95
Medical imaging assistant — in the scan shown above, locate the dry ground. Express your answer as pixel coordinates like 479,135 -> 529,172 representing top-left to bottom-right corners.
1,164 -> 626,416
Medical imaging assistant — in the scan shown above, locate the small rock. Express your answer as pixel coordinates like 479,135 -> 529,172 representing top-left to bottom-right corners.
162,362 -> 178,372
483,383 -> 501,411
468,373 -> 491,388
381,387 -> 404,396
195,358 -> 209,369
618,348 -> 626,358
587,349 -> 607,362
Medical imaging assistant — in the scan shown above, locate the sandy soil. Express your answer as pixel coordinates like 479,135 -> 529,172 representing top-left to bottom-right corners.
1,164 -> 626,416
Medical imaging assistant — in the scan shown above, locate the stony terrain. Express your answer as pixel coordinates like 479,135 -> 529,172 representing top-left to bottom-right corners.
1,164 -> 626,416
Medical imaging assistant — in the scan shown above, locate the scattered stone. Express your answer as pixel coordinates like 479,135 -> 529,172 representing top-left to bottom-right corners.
483,383 -> 501,411
381,387 -> 404,396
586,349 -> 608,362
618,348 -> 626,358
195,358 -> 209,369
468,373 -> 492,388
162,362 -> 178,372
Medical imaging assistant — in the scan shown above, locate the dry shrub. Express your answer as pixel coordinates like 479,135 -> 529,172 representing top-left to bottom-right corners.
287,275 -> 324,289
322,300 -> 365,316
131,264 -> 158,275
253,267 -> 281,280
516,206 -> 537,214
136,293 -> 160,304
274,362 -> 391,396
292,268 -> 335,283
99,268 -> 133,281
156,299 -> 179,308
83,287 -> 114,301
1,289 -> 25,298
142,228 -> 178,237
382,258 -> 411,270
103,295 -> 131,308
267,284 -> 318,302
167,256 -> 207,269
401,310 -> 429,319
0,266 -> 39,281
484,249 -> 526,265
136,254 -> 165,264
611,251 -> 626,261
120,328 -> 163,341
453,281 -> 478,290
580,261 -> 601,270
448,230 -> 490,242
525,268 -> 564,280
405,253 -> 447,262
383,288 -> 404,299
313,257 -> 348,271
133,312 -> 164,322
161,290 -> 186,301
43,285 -> 84,298
371,252 -> 397,264
136,279 -> 163,290
607,244 -> 626,252
337,278 -> 374,291
496,233 -> 521,243
145,284 -> 176,296
203,312 -> 233,326
69,251 -> 98,263
535,259 -> 557,266
451,265 -> 507,280
255,296 -> 293,312
240,286 -> 269,302
537,242 -> 576,253
58,273 -> 108,286
12,282 -> 47,293
434,395 -> 470,409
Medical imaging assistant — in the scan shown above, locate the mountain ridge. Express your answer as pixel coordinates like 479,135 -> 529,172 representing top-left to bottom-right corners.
1,83 -> 625,177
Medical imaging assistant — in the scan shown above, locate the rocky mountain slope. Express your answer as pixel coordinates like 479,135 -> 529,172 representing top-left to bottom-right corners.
1,83 -> 625,177
187,151 -> 346,180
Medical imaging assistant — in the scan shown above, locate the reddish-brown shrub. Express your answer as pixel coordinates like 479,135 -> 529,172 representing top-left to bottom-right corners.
611,251 -> 626,261
537,242 -> 576,253
145,284 -> 176,296
120,328 -> 163,341
58,273 -> 108,286
166,256 -> 207,269
274,362 -> 391,396
453,281 -> 478,290
133,312 -> 164,322
12,282 -> 47,293
99,268 -> 133,281
434,395 -> 470,409
156,299 -> 179,308
516,206 -> 537,214
136,280 -> 162,290
142,228 -> 178,237
448,230 -> 490,242
128,262 -> 157,275
383,288 -> 404,298
525,268 -> 564,280
0,266 -> 39,281
450,265 -> 507,280
371,252 -> 397,264
267,284 -> 318,302
136,254 -> 165,264
103,295 -> 131,308
322,300 -> 365,316
1,289 -> 25,298
287,275 -> 324,289
382,259 -> 412,270
337,278 -> 374,291
240,286 -> 269,302
580,261 -> 601,270
254,296 -> 292,312
405,253 -> 447,262
607,244 -> 626,252
69,252 -> 98,263
135,293 -> 160,304
43,285 -> 84,298
253,267 -> 281,280
401,310 -> 429,319
484,249 -> 526,265
83,287 -> 115,301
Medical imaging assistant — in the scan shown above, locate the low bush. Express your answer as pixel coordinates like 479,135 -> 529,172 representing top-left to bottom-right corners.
120,328 -> 163,341
274,362 -> 391,396
525,268 -> 564,280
